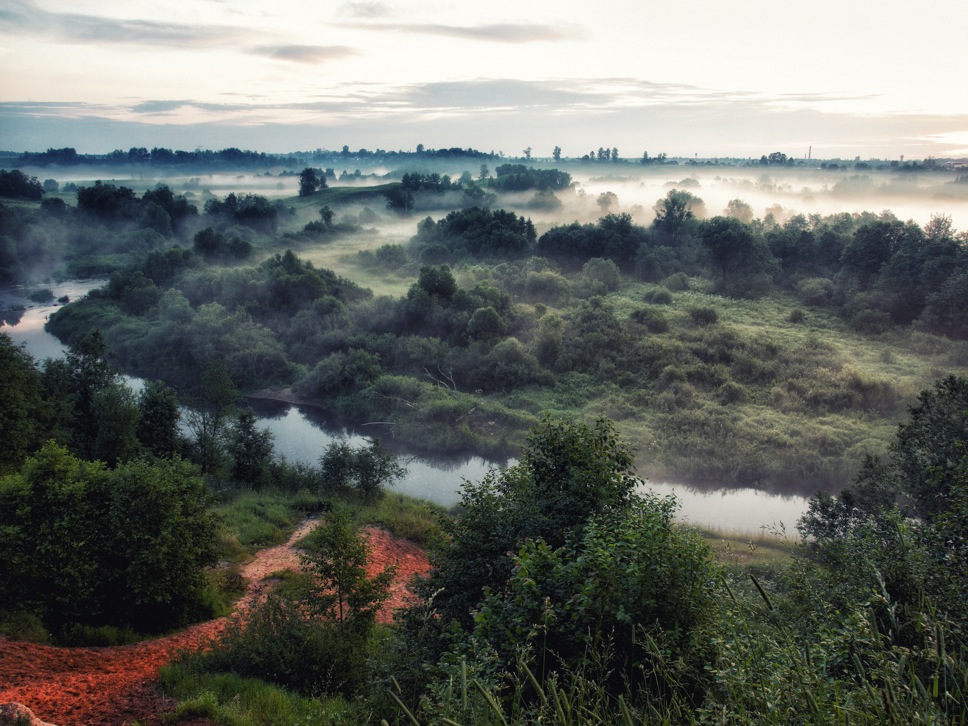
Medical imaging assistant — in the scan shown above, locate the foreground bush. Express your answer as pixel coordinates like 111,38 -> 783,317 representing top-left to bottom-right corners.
0,443 -> 220,635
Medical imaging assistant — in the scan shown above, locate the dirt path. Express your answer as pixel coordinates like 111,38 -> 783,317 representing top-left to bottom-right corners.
0,521 -> 430,726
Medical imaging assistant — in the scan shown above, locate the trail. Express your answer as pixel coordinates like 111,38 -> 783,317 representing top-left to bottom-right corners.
0,522 -> 430,726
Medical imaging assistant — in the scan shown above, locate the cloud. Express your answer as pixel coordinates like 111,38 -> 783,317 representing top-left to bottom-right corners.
339,2 -> 392,19
0,0 -> 247,48
3,76 -> 967,162
406,23 -> 585,43
247,45 -> 358,63
0,0 -> 44,30
339,21 -> 585,43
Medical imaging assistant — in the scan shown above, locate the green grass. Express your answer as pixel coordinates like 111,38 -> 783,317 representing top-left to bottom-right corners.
160,665 -> 363,725
524,278 -> 968,489
215,490 -> 326,554
688,523 -> 797,568
354,491 -> 447,547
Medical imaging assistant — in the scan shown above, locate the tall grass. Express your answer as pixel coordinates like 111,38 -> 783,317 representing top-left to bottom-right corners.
355,492 -> 446,547
160,665 -> 363,725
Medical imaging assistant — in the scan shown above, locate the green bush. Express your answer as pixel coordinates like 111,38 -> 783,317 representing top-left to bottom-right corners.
0,443 -> 219,635
689,306 -> 718,325
643,288 -> 673,305
663,272 -> 690,291
472,496 -> 720,704
630,306 -> 670,333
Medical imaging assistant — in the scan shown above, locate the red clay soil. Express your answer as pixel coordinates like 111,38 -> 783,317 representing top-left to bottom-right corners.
0,522 -> 430,726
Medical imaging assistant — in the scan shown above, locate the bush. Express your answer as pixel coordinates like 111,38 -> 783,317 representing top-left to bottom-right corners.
581,257 -> 621,292
643,288 -> 673,305
319,438 -> 406,501
630,306 -> 670,333
689,306 -> 718,325
796,277 -> 834,306
0,444 -> 219,634
471,496 -> 720,703
663,272 -> 690,291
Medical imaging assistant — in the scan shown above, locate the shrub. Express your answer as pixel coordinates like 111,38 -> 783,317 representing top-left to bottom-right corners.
581,257 -> 621,292
630,306 -> 670,333
319,438 -> 406,501
663,272 -> 690,291
471,496 -> 720,704
796,277 -> 833,306
523,269 -> 570,303
643,288 -> 673,305
0,443 -> 219,635
689,306 -> 718,325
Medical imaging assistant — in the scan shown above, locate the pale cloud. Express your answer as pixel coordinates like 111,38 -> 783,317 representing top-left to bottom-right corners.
338,21 -> 585,43
3,78 -> 967,161
1,0 -> 966,164
339,2 -> 392,19
247,45 -> 358,63
0,0 -> 249,47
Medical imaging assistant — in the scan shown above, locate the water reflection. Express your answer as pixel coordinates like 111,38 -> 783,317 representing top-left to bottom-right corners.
641,481 -> 805,535
0,280 -> 106,360
246,398 -> 502,508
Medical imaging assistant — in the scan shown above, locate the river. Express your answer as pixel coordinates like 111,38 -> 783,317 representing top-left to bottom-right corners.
1,280 -> 809,534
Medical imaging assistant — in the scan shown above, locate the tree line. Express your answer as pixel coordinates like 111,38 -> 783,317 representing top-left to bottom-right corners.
39,189 -> 968,488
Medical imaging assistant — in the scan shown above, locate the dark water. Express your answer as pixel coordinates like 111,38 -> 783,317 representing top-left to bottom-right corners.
1,280 -> 808,533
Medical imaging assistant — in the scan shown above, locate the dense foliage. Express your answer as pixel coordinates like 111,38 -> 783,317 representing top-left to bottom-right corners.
0,442 -> 219,634
160,386 -> 968,724
36,185 -> 968,489
5,155 -> 968,722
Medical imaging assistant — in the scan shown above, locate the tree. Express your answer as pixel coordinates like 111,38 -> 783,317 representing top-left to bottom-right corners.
596,191 -> 618,213
92,383 -> 141,466
136,380 -> 182,459
472,496 -> 718,696
700,216 -> 764,290
892,375 -> 968,520
761,151 -> 788,165
352,439 -> 404,501
0,333 -> 46,473
724,198 -> 754,224
581,257 -> 621,292
0,170 -> 44,200
420,416 -> 639,628
299,167 -> 322,196
841,220 -> 920,289
384,185 -> 415,214
467,305 -> 507,342
64,331 -> 120,459
295,349 -> 382,402
319,438 -> 405,500
229,408 -> 275,487
653,189 -> 704,246
301,507 -> 396,629
552,146 -> 562,163
185,360 -> 238,478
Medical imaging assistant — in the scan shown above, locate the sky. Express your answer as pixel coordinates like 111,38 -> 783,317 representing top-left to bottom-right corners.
1,0 -> 967,159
